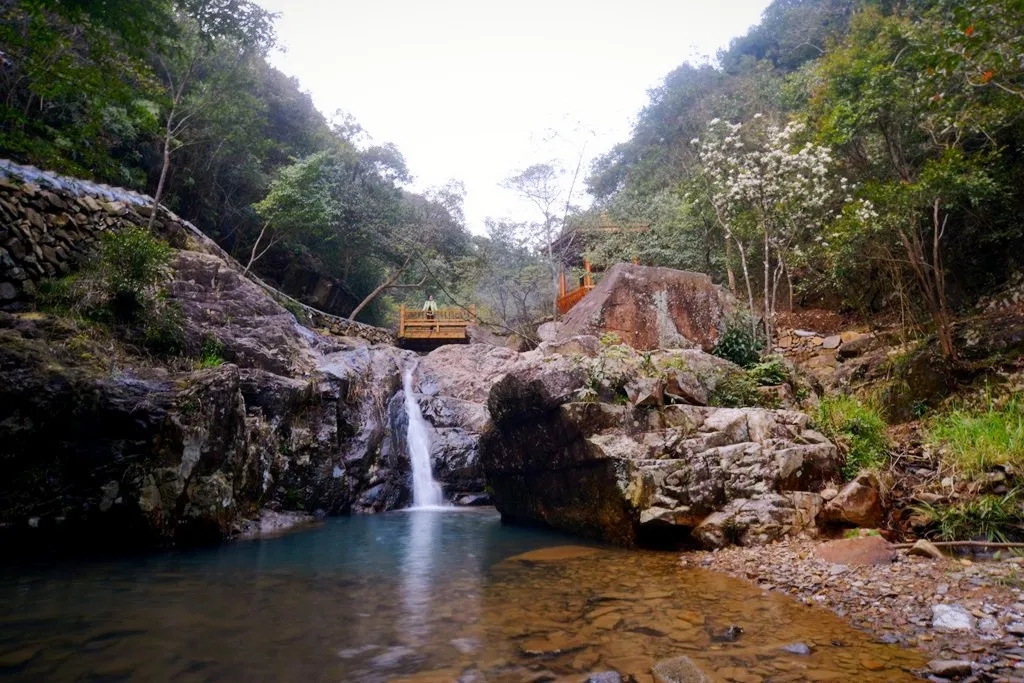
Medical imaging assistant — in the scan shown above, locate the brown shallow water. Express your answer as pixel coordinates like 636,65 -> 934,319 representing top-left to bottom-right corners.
0,508 -> 924,682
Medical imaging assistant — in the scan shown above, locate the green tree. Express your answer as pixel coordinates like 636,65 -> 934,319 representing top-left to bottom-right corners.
147,0 -> 276,229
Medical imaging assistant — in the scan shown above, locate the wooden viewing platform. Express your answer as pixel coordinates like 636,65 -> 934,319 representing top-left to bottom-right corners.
398,304 -> 477,350
557,259 -> 595,315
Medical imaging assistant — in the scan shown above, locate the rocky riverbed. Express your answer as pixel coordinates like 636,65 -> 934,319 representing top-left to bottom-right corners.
689,538 -> 1024,682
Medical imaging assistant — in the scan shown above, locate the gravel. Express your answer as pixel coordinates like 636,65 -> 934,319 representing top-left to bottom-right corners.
687,538 -> 1024,681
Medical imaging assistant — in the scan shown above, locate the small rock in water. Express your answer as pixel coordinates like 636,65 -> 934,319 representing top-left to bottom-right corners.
368,645 -> 415,668
586,673 -> 623,683
781,642 -> 812,655
932,604 -> 976,632
710,625 -> 743,642
337,644 -> 378,659
927,659 -> 973,677
450,637 -> 479,654
652,655 -> 712,683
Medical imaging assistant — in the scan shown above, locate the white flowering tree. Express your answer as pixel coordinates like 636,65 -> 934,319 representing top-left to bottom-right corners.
694,115 -> 845,343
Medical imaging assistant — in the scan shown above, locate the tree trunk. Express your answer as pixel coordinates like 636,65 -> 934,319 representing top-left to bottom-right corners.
897,199 -> 957,360
348,255 -> 419,322
734,237 -> 756,336
243,221 -> 274,274
148,114 -> 175,231
762,226 -> 773,346
725,237 -> 737,294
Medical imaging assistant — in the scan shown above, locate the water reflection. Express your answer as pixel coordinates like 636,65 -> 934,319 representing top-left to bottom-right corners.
401,509 -> 442,644
0,509 -> 925,682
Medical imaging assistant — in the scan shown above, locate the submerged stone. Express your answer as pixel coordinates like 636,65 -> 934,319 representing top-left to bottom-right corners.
652,655 -> 713,683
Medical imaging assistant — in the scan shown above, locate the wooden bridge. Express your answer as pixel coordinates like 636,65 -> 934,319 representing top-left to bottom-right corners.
398,304 -> 477,350
557,259 -> 595,315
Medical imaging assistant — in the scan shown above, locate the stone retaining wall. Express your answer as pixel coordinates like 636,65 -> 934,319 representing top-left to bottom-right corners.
0,159 -> 393,346
307,309 -> 395,345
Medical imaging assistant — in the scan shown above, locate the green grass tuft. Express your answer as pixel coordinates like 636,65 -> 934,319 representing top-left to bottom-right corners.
916,490 -> 1024,543
926,395 -> 1024,476
815,395 -> 889,479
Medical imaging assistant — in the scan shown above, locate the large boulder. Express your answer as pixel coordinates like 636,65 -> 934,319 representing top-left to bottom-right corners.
478,340 -> 841,547
409,343 -> 530,502
819,471 -> 884,528
555,263 -> 733,351
0,315 -> 252,550
0,310 -> 418,553
168,250 -> 318,377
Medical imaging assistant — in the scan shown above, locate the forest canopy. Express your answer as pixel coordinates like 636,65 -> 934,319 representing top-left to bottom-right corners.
3,0 -> 1024,340
578,0 -> 1024,356
0,0 -> 474,324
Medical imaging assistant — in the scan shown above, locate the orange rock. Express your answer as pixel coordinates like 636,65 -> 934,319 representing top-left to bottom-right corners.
814,535 -> 896,566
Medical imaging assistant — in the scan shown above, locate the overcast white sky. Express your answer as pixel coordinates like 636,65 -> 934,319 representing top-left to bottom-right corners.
257,0 -> 773,234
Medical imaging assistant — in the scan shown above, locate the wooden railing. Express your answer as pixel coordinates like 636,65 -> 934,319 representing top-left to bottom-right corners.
557,258 -> 596,315
557,285 -> 594,314
399,305 -> 477,341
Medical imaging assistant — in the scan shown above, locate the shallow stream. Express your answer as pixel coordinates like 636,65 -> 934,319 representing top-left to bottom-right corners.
0,509 -> 925,682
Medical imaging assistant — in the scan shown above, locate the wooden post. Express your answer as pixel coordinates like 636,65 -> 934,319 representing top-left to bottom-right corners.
399,304 -> 405,338
559,271 -> 567,298
470,304 -> 477,323
584,259 -> 592,288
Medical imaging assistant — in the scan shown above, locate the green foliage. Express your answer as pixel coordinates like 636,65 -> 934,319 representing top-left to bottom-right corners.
36,228 -> 183,355
197,335 -> 225,368
746,355 -> 789,386
99,227 -> 173,313
141,298 -> 186,356
711,313 -> 764,368
815,396 -> 889,479
926,395 -> 1024,476
708,372 -> 764,409
916,490 -> 1024,543
280,297 -> 312,325
581,0 -> 1024,327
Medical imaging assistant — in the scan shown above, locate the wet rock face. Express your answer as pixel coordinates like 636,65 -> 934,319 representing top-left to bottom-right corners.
406,343 -> 522,503
0,312 -> 411,553
0,319 -> 252,550
168,251 -> 318,377
478,338 -> 841,548
555,263 -> 734,352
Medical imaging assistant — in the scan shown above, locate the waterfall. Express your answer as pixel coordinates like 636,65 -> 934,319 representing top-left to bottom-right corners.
402,368 -> 446,508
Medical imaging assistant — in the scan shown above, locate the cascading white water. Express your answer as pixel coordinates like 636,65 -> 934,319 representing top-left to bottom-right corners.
402,368 -> 446,508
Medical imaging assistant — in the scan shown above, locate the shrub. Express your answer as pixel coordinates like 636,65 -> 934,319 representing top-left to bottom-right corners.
37,227 -> 183,356
712,312 -> 764,368
99,226 -> 173,315
916,490 -> 1024,543
141,298 -> 186,356
926,395 -> 1024,476
815,396 -> 889,478
197,335 -> 225,368
746,355 -> 789,386
709,372 -> 764,408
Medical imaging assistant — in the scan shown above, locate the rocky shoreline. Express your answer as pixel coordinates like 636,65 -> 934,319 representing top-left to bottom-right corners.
689,538 -> 1024,682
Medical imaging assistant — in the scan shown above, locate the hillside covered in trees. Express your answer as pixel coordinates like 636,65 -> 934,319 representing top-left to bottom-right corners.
578,0 -> 1024,357
4,0 -> 1024,341
0,0 -> 484,325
